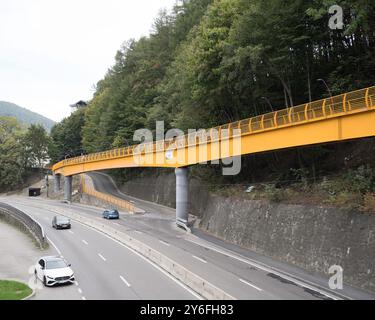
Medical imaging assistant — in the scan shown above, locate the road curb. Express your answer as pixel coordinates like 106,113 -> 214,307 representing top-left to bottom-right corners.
54,208 -> 235,300
23,288 -> 36,300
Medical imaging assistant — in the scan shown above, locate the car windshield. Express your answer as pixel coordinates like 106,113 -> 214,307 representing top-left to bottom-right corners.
46,259 -> 68,269
57,218 -> 69,223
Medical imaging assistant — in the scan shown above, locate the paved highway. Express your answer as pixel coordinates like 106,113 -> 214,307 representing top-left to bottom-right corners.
85,171 -> 375,300
0,196 -> 199,300
2,172 -> 374,300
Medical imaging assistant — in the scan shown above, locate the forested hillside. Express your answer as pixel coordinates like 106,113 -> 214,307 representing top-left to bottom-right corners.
50,0 -> 375,211
0,101 -> 55,132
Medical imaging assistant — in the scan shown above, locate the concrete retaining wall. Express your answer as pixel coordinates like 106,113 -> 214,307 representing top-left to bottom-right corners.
117,173 -> 375,294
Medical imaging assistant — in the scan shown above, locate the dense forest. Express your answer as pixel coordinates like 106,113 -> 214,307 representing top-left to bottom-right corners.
50,0 -> 375,211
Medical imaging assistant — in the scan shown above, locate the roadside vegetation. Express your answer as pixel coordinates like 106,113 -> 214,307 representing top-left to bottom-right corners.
0,280 -> 32,300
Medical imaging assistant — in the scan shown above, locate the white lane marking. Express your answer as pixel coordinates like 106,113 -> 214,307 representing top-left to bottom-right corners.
70,220 -> 202,300
239,278 -> 263,292
114,222 -> 121,227
120,276 -> 131,287
98,253 -> 107,262
159,240 -> 170,247
82,240 -> 89,245
78,288 -> 83,294
185,238 -> 344,300
75,281 -> 79,286
134,230 -> 142,235
82,296 -> 86,300
46,236 -> 62,255
68,230 -> 74,234
192,255 -> 207,264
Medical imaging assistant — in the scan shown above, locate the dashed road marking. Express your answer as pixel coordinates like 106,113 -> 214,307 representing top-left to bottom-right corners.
82,240 -> 88,245
98,253 -> 107,262
159,240 -> 170,247
78,288 -> 83,294
120,275 -> 131,287
239,278 -> 263,292
192,255 -> 207,264
68,230 -> 74,235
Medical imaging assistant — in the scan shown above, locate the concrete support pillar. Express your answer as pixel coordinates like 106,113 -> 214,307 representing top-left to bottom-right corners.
64,176 -> 73,202
175,167 -> 189,225
54,173 -> 61,193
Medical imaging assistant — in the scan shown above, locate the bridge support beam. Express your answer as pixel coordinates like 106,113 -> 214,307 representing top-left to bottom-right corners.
54,173 -> 61,193
64,176 -> 73,203
175,167 -> 189,227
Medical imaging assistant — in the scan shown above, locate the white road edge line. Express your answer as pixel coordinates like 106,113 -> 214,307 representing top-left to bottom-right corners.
192,255 -> 207,264
98,253 -> 107,262
120,275 -> 131,287
71,219 -> 202,300
186,238 -> 344,300
46,236 -> 62,256
239,278 -> 263,292
82,240 -> 89,245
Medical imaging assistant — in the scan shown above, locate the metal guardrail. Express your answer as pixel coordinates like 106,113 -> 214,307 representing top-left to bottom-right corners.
81,177 -> 135,214
53,86 -> 375,170
0,202 -> 46,248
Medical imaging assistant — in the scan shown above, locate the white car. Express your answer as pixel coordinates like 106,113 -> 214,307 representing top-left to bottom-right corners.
34,256 -> 75,287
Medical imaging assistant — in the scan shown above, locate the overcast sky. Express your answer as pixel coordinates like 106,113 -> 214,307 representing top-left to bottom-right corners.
0,0 -> 177,122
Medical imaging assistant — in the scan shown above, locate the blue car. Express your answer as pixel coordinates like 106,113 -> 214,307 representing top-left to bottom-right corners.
102,209 -> 120,220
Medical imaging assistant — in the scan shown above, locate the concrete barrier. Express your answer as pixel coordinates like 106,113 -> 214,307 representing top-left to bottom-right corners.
0,203 -> 47,249
52,207 -> 235,300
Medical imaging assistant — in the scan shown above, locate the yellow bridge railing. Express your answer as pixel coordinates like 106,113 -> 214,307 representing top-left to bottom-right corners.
81,176 -> 135,214
53,86 -> 375,171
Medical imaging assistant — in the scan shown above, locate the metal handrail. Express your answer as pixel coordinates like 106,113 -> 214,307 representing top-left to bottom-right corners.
81,177 -> 135,213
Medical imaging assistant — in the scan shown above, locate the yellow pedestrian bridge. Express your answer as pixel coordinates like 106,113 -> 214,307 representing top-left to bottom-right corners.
53,86 -> 375,177
52,86 -> 375,225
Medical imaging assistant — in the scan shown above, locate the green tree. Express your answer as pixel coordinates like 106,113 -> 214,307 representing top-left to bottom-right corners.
50,109 -> 85,162
0,117 -> 25,190
22,124 -> 50,169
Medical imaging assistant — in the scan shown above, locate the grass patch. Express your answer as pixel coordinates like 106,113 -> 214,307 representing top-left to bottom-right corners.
0,280 -> 32,300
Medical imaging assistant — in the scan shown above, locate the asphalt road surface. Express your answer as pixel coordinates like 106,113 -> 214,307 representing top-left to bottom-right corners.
0,197 -> 199,300
1,172 -> 374,300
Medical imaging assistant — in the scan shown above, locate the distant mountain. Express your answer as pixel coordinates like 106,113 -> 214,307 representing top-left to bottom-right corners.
0,101 -> 55,132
